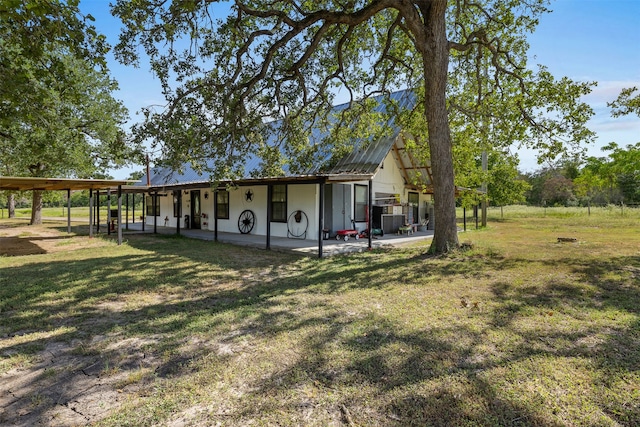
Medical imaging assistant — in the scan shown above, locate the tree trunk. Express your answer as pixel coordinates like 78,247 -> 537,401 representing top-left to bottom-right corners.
422,0 -> 459,253
8,192 -> 15,218
30,190 -> 43,225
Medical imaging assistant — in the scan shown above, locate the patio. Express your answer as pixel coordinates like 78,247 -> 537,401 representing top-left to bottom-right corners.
118,221 -> 435,257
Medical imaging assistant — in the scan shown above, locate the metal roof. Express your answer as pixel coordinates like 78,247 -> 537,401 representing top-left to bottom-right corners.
139,89 -> 432,189
328,133 -> 398,176
0,176 -> 139,191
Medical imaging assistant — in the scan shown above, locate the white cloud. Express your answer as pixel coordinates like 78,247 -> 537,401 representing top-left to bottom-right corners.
584,80 -> 640,107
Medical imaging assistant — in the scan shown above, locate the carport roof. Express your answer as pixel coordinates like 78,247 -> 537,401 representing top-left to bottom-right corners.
0,176 -> 139,191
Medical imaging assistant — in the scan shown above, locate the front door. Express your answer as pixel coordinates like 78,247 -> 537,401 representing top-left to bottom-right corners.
190,190 -> 201,229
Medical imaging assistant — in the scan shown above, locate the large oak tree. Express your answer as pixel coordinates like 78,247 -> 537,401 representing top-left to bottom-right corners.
113,0 -> 594,253
1,0 -> 132,224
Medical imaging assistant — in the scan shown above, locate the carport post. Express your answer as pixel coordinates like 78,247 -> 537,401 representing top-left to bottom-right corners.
141,194 -> 145,231
475,204 -> 479,230
107,189 -> 111,236
117,185 -> 123,245
125,192 -> 129,231
153,193 -> 158,234
463,207 -> 467,232
318,181 -> 324,258
67,189 -> 71,234
89,189 -> 94,238
96,191 -> 100,233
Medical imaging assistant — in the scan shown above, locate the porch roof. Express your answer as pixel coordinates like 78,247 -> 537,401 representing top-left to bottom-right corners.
0,176 -> 138,192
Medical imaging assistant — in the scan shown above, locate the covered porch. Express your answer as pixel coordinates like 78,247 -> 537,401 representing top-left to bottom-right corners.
120,221 -> 436,257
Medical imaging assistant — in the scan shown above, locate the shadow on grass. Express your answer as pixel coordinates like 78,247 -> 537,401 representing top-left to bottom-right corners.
228,252 -> 640,425
1,231 -> 638,425
0,237 -> 49,256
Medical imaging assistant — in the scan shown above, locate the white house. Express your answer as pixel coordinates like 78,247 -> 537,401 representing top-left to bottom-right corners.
136,91 -> 440,256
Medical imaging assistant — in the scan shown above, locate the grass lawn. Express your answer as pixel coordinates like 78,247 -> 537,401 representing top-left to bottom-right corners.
1,208 -> 638,426
8,206 -> 144,221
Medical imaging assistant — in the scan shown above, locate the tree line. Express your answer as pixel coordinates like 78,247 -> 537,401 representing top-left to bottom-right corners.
521,143 -> 640,207
1,190 -> 144,211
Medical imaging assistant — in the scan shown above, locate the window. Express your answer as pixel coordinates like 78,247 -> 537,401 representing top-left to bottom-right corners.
270,184 -> 287,222
354,184 -> 368,222
146,195 -> 160,216
216,190 -> 229,219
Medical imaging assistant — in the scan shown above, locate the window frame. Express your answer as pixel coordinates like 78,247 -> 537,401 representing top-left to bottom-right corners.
216,190 -> 229,220
146,195 -> 160,217
354,184 -> 368,222
270,184 -> 287,223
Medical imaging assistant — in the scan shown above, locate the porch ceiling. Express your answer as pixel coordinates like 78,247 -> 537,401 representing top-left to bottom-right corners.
388,135 -> 434,193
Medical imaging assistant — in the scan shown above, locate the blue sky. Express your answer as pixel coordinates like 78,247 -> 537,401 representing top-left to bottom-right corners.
80,1 -> 640,178
521,0 -> 640,171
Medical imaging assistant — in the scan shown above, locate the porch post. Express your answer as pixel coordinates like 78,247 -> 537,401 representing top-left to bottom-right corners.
266,184 -> 272,250
463,207 -> 467,232
475,204 -> 479,230
117,185 -> 123,245
107,189 -> 111,236
213,190 -> 218,242
141,193 -> 145,232
132,193 -> 135,224
67,189 -> 71,234
153,193 -> 158,234
96,191 -> 100,233
125,192 -> 129,231
176,191 -> 181,235
89,189 -> 94,238
318,181 -> 324,258
368,179 -> 373,250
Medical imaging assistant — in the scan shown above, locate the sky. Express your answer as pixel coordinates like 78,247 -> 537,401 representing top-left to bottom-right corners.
79,0 -> 640,179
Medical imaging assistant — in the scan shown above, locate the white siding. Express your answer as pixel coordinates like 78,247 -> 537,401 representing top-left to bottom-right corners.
371,151 -> 433,225
148,183 -> 320,240
372,151 -> 408,202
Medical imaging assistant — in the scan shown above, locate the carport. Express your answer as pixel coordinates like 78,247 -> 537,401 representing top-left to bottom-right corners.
0,176 -> 138,245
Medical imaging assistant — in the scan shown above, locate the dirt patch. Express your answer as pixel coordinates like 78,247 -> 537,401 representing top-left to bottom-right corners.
0,336 -> 161,426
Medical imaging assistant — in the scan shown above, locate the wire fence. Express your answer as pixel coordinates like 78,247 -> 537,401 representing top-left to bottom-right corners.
454,204 -> 640,230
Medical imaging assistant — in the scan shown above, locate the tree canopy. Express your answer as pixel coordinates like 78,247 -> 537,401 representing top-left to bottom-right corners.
1,0 -> 108,136
609,87 -> 640,118
113,0 -> 594,253
0,0 -> 133,224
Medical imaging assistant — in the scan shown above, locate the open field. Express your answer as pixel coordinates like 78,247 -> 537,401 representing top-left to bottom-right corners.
5,206 -> 144,221
1,208 -> 638,426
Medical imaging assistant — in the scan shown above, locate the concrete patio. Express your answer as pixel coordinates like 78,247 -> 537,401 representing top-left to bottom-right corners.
118,221 -> 435,257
